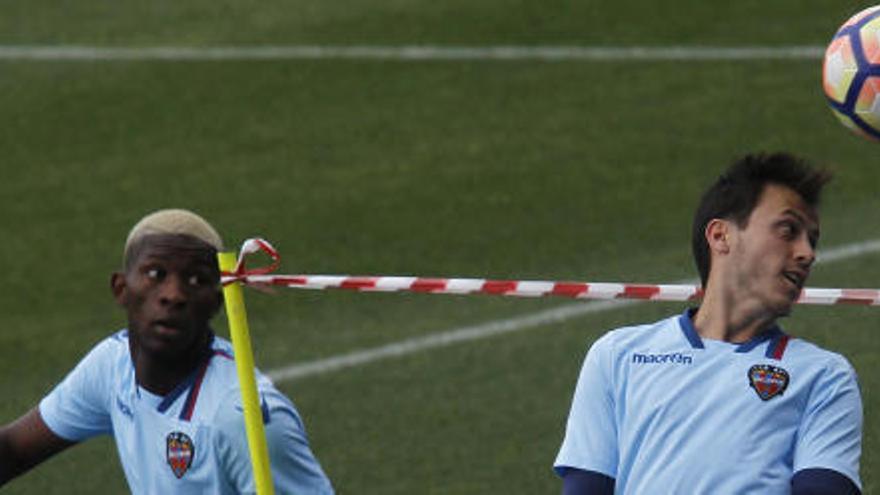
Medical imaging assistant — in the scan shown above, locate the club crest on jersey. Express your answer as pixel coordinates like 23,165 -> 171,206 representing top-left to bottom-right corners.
748,364 -> 790,401
166,431 -> 195,479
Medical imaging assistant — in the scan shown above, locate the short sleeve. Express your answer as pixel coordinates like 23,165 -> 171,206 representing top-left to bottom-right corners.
38,338 -> 116,441
793,355 -> 862,490
214,388 -> 334,495
554,333 -> 618,479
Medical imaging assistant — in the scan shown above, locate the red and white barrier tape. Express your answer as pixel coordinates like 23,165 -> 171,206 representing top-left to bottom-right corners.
220,238 -> 880,306
222,238 -> 281,283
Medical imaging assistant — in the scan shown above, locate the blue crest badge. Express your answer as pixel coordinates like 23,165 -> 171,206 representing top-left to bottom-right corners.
748,364 -> 789,401
166,431 -> 195,479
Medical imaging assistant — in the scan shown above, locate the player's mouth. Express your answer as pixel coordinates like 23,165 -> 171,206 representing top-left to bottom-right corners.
781,270 -> 806,292
152,319 -> 189,337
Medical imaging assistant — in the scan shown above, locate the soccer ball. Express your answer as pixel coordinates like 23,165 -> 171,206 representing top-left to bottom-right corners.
822,5 -> 880,141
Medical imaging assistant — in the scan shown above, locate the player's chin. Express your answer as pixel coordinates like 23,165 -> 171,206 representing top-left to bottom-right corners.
769,293 -> 797,317
770,280 -> 801,316
141,328 -> 198,358
775,303 -> 794,317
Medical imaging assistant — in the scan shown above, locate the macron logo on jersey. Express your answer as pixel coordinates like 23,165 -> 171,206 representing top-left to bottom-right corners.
632,352 -> 694,365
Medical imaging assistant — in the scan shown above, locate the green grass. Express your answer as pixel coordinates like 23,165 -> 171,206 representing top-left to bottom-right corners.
2,1 -> 879,493
0,0 -> 869,45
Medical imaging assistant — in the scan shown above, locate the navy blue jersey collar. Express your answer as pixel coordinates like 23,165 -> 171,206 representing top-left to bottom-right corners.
154,333 -> 218,420
156,361 -> 205,414
678,308 -> 705,349
678,308 -> 784,353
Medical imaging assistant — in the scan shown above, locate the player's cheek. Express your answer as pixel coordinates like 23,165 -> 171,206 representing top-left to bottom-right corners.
194,291 -> 221,318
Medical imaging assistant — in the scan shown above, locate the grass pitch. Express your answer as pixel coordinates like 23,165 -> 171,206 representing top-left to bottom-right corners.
1,1 -> 878,493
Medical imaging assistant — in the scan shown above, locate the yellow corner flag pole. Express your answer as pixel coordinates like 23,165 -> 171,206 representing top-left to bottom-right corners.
218,252 -> 275,495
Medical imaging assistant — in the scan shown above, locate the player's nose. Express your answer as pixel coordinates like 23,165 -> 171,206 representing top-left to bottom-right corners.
794,233 -> 816,268
158,274 -> 188,307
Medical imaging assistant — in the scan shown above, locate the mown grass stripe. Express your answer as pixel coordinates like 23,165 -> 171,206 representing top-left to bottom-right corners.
0,45 -> 825,61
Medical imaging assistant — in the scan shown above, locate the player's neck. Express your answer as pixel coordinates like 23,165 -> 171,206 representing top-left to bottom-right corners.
694,285 -> 777,343
130,337 -> 212,396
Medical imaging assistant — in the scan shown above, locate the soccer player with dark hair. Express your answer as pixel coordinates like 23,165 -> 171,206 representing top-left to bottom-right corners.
0,209 -> 334,494
554,153 -> 862,494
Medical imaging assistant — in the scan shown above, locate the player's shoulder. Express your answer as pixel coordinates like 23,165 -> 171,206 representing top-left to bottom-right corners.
784,336 -> 858,377
203,336 -> 300,425
210,386 -> 302,428
591,313 -> 681,355
78,329 -> 133,368
208,383 -> 306,455
203,335 -> 273,391
206,335 -> 239,378
100,328 -> 133,351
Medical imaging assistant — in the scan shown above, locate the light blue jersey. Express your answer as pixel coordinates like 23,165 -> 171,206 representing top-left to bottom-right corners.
40,331 -> 334,495
555,309 -> 862,494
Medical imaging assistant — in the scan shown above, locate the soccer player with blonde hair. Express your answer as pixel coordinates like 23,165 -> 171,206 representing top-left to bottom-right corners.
0,209 -> 333,494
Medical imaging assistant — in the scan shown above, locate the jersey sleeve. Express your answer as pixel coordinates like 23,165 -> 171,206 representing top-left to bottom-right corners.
214,387 -> 334,495
793,354 -> 863,490
554,332 -> 618,479
38,337 -> 116,441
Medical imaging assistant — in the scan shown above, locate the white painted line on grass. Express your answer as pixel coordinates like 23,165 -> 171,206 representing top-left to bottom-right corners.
0,45 -> 824,62
270,299 -> 639,383
267,238 -> 880,383
816,238 -> 880,264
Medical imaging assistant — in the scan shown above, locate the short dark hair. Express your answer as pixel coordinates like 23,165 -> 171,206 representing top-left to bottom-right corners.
691,152 -> 832,286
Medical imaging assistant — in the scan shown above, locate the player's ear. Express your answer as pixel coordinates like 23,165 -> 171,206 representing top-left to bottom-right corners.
111,272 -> 128,305
705,219 -> 731,255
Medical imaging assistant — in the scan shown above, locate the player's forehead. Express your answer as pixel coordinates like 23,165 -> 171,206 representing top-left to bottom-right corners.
750,183 -> 819,228
127,234 -> 219,270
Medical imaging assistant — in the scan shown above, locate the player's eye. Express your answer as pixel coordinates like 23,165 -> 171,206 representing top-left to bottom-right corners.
778,221 -> 798,240
187,271 -> 217,287
146,267 -> 166,280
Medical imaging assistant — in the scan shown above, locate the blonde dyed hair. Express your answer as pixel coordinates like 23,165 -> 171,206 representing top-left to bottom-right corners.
124,209 -> 223,265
